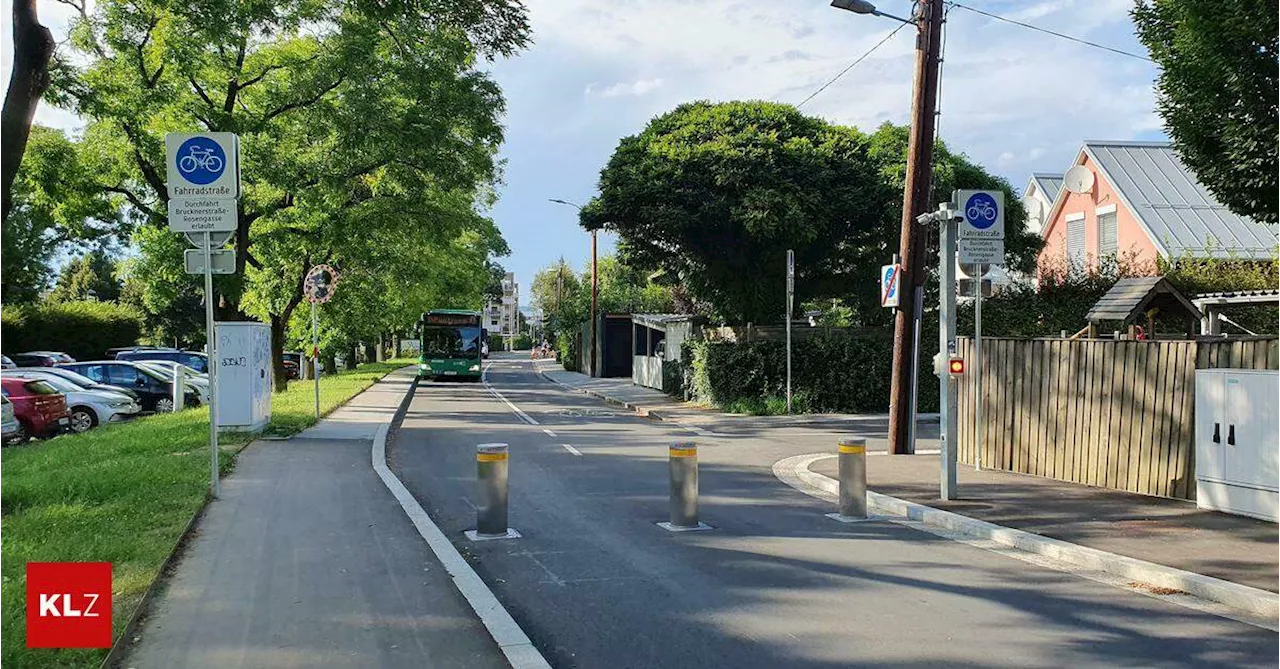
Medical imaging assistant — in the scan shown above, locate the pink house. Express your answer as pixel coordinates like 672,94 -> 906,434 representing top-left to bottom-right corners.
1038,141 -> 1277,276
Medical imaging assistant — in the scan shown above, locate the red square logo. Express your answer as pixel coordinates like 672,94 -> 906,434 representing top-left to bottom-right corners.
26,562 -> 113,648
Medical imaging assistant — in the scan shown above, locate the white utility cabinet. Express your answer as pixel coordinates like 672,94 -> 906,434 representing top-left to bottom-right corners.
215,321 -> 272,432
1195,369 -> 1278,522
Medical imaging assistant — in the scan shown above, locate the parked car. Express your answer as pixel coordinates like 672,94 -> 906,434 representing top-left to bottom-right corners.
27,350 -> 75,363
9,352 -> 61,367
116,348 -> 209,373
11,366 -> 141,402
7,372 -> 140,433
1,378 -> 70,443
1,355 -> 15,369
2,396 -> 17,440
135,361 -> 210,405
107,345 -> 164,358
282,352 -> 304,379
57,361 -> 199,413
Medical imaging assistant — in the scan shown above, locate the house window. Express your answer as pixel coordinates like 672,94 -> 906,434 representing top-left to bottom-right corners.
1066,213 -> 1086,265
1098,208 -> 1118,257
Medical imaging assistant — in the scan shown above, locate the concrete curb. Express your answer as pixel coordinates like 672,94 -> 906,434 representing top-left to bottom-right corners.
377,372 -> 552,669
787,455 -> 1279,623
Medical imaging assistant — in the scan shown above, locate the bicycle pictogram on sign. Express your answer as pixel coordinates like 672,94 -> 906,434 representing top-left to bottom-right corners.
175,137 -> 227,185
965,192 -> 999,230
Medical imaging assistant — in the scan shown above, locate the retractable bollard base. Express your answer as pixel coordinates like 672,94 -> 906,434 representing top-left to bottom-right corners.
658,442 -> 713,532
825,437 -> 872,523
465,443 -> 522,541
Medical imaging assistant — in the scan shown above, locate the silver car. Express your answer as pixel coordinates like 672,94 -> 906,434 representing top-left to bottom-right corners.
1,396 -> 17,439
5,370 -> 141,433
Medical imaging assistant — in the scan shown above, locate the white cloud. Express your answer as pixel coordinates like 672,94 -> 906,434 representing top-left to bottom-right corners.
586,78 -> 664,98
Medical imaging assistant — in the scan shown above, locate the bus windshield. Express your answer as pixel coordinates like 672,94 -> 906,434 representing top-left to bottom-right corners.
422,325 -> 482,358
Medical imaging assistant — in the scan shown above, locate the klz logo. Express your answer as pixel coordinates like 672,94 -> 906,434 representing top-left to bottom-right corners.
26,562 -> 112,648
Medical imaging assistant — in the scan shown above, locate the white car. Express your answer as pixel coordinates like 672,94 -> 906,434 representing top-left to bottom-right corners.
2,396 -> 17,439
6,370 -> 141,433
136,361 -> 210,405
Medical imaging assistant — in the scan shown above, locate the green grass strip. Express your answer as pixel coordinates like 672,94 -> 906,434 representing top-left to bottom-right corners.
1,359 -> 414,668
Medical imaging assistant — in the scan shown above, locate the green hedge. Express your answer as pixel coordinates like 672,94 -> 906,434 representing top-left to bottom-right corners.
1,302 -> 143,361
685,331 -> 939,414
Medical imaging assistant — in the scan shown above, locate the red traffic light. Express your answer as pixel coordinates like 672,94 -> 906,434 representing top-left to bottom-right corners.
948,357 -> 965,375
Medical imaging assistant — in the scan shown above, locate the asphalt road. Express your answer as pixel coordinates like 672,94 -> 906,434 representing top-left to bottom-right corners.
390,353 -> 1278,669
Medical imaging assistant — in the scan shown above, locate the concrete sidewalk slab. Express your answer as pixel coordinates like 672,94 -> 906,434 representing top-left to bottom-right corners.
120,368 -> 508,669
295,373 -> 414,440
810,454 -> 1278,594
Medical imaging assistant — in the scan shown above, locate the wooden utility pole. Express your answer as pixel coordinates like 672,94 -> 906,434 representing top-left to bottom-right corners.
888,0 -> 945,455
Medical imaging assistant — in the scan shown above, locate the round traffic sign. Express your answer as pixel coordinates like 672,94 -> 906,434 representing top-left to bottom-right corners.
175,136 -> 227,185
964,192 -> 999,230
304,264 -> 339,304
185,231 -> 234,248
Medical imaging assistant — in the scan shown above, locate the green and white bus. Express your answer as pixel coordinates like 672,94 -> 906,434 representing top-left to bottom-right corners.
417,310 -> 485,381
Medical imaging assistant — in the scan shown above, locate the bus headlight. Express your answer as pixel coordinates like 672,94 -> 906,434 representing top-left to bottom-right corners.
419,363 -> 428,371
469,364 -> 480,372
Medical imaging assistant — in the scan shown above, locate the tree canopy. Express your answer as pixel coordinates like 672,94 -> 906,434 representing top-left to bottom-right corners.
32,0 -> 529,387
582,101 -> 893,323
1133,0 -> 1278,223
583,101 -> 1040,324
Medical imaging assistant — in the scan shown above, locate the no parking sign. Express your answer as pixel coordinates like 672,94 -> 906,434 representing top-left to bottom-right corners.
881,263 -> 901,308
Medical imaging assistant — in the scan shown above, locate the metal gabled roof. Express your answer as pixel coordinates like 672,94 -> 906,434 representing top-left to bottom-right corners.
1082,142 -> 1278,260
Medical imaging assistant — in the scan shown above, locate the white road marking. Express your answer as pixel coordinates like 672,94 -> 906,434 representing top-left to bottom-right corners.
562,444 -> 583,456
542,428 -> 557,438
372,424 -> 552,668
773,453 -> 1278,631
482,362 -> 539,425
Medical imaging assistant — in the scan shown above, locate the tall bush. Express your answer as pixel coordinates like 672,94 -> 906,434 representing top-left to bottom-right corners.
1,301 -> 144,360
686,331 -> 939,414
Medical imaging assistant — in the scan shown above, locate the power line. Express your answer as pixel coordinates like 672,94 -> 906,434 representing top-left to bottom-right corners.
949,2 -> 1152,62
797,22 -> 909,109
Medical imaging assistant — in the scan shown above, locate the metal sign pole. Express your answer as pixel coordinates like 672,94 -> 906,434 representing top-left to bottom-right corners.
939,218 -> 958,499
974,267 -> 984,472
786,249 -> 794,414
907,285 -> 923,454
204,232 -> 219,498
312,299 -> 320,420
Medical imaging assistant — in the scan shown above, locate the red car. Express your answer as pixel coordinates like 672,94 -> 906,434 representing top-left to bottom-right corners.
1,377 -> 71,443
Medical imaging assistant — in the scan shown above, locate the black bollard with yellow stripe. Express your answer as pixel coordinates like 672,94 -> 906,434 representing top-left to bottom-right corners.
838,437 -> 868,519
476,442 -> 510,536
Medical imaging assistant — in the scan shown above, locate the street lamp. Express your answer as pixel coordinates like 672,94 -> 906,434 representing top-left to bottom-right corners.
549,198 -> 598,377
830,0 -> 916,25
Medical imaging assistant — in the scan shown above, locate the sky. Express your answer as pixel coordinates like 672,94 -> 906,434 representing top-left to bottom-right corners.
4,0 -> 1165,297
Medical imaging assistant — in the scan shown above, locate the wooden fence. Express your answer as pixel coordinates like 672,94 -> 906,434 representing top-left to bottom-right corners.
956,337 -> 1278,500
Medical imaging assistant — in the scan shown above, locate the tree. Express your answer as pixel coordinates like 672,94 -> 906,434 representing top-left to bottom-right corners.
530,257 -> 585,339
2,126 -> 123,303
2,0 -> 57,222
49,249 -> 122,302
45,0 -> 530,388
1133,0 -> 1278,223
582,101 -> 894,323
484,260 -> 506,303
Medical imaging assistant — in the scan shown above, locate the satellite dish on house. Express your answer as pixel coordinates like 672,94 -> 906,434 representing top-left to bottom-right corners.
1022,196 -> 1043,222
1063,165 -> 1095,194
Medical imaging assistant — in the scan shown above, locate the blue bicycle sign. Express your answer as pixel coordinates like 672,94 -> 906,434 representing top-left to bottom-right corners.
175,137 -> 227,185
965,192 -> 999,230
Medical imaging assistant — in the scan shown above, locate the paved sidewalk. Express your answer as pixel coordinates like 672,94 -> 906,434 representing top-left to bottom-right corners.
535,360 -> 938,429
810,454 -> 1279,592
120,368 -> 507,669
